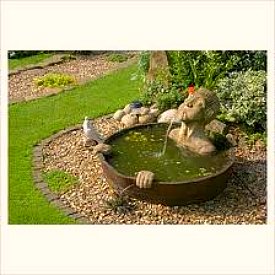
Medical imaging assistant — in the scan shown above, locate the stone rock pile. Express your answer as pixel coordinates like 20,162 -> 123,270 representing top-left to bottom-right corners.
113,102 -> 160,128
113,102 -> 228,136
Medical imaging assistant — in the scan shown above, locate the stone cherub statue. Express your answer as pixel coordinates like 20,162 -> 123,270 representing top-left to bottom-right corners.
134,88 -> 221,188
169,87 -> 220,155
84,88 -> 221,189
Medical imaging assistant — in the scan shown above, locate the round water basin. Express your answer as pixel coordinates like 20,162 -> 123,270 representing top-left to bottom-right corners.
99,123 -> 235,205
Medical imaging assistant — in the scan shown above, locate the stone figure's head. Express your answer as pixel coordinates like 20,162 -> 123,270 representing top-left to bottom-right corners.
177,88 -> 220,125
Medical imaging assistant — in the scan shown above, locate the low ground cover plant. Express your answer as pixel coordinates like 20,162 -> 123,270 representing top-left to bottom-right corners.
107,53 -> 128,63
34,73 -> 76,88
43,170 -> 78,194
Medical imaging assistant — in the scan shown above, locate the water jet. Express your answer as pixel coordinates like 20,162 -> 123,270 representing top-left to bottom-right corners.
86,88 -> 235,205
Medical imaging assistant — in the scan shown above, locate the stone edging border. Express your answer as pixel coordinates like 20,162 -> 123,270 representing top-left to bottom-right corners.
32,114 -> 113,224
9,57 -> 137,105
9,54 -> 68,76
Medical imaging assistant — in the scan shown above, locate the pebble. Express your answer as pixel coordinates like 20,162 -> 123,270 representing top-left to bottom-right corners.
9,54 -> 134,102
121,113 -> 138,127
43,117 -> 267,224
113,109 -> 125,121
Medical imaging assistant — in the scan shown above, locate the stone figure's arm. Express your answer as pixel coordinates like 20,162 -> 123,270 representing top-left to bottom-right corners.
135,171 -> 155,188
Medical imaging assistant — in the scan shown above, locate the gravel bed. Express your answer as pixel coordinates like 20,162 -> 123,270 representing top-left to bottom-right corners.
43,118 -> 267,224
9,54 -> 136,103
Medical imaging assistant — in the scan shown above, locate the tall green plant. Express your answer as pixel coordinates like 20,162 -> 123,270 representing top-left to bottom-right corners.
166,51 -> 238,90
137,50 -> 267,90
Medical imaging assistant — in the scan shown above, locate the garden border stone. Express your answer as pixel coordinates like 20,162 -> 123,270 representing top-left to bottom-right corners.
32,126 -> 86,223
32,114 -> 113,224
9,54 -> 68,76
9,55 -> 137,105
32,113 -> 267,224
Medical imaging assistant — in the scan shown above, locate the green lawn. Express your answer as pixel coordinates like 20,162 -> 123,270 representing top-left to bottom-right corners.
43,170 -> 79,194
9,64 -> 141,224
9,53 -> 54,70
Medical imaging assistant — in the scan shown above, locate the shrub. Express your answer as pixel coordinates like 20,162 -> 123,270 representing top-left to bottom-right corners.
166,51 -> 239,90
140,80 -> 163,106
155,87 -> 184,111
107,53 -> 128,63
140,80 -> 184,111
223,51 -> 267,72
34,73 -> 76,88
215,70 -> 266,131
246,132 -> 267,146
138,51 -> 150,74
137,50 -> 267,90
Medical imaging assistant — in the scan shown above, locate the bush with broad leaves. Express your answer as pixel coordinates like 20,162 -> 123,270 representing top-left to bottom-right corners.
215,70 -> 266,131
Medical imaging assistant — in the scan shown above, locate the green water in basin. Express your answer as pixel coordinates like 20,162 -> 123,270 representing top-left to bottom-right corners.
107,124 -> 231,182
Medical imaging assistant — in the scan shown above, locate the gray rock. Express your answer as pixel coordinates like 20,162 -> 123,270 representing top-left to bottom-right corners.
123,104 -> 132,114
138,114 -> 156,124
157,109 -> 180,123
140,107 -> 150,115
121,113 -> 138,127
113,109 -> 125,121
205,119 -> 227,135
93,143 -> 112,155
149,108 -> 160,117
131,107 -> 150,116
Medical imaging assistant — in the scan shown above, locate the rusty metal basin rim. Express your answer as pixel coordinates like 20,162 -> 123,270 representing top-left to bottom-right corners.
98,123 -> 235,205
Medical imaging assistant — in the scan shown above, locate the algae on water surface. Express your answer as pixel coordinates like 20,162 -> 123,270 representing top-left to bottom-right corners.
107,124 -> 230,182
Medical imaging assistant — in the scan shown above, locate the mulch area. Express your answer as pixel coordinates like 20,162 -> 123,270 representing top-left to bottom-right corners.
8,53 -> 136,103
43,118 -> 266,224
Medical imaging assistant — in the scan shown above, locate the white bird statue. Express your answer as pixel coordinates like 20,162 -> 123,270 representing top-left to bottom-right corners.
82,116 -> 112,154
82,116 -> 101,146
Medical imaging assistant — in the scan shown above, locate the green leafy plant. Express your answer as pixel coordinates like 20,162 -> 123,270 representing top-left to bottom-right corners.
215,70 -> 266,131
222,51 -> 267,72
247,132 -> 267,146
43,170 -> 78,194
140,80 -> 184,111
105,194 -> 134,214
137,50 -> 267,91
166,51 -> 238,90
131,51 -> 151,82
155,87 -> 184,111
138,51 -> 150,74
107,53 -> 128,63
34,73 -> 76,88
140,80 -> 164,106
105,184 -> 136,214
